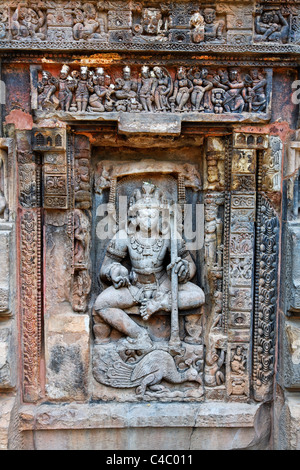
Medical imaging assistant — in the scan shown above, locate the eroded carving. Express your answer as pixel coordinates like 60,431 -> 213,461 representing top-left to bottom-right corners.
12,5 -> 47,41
73,2 -> 106,41
254,8 -> 289,44
0,156 -> 7,220
72,209 -> 91,313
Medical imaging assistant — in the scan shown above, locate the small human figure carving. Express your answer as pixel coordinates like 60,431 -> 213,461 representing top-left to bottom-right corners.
104,80 -> 116,112
12,6 -> 47,40
190,12 -> 205,43
38,71 -> 59,111
152,66 -> 173,112
114,66 -> 138,112
184,315 -> 202,344
74,210 -> 89,265
203,8 -> 225,43
73,3 -> 105,41
138,66 -> 156,113
231,346 -> 246,375
170,67 -> 193,112
204,339 -> 225,387
73,66 -> 90,113
88,70 -> 107,112
55,65 -> 74,112
255,9 -> 289,44
127,96 -> 143,112
188,68 -> 213,112
211,88 -> 225,114
222,69 -> 245,113
243,69 -> 267,113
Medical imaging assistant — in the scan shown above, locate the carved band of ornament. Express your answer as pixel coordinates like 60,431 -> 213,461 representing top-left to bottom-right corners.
220,136 -> 232,334
253,195 -> 279,401
20,210 -> 41,401
44,195 -> 68,209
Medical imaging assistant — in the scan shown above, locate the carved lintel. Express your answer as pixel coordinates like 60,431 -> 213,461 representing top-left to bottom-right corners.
118,113 -> 182,135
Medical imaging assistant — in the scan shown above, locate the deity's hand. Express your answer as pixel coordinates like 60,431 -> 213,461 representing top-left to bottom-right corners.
167,257 -> 190,283
109,263 -> 130,289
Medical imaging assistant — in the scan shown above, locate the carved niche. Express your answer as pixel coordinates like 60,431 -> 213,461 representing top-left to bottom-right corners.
23,123 -> 281,406
92,160 -> 206,401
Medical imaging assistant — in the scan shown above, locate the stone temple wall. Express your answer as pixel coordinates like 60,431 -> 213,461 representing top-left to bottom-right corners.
0,0 -> 299,450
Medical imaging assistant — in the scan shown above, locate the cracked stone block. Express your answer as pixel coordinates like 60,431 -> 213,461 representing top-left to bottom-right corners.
0,230 -> 10,315
0,328 -> 14,389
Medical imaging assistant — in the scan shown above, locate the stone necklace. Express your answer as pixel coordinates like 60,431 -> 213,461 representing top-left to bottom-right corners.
130,234 -> 163,256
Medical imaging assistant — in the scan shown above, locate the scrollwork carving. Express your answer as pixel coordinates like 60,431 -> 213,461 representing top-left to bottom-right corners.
253,195 -> 279,401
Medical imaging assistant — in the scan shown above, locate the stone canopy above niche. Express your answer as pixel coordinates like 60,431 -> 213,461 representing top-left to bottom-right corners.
0,0 -> 299,52
33,64 -> 273,132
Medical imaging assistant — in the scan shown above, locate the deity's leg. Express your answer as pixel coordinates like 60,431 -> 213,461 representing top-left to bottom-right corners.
82,99 -> 88,113
140,96 -> 148,112
191,91 -> 197,110
178,282 -> 205,310
142,280 -> 205,319
195,91 -> 204,110
154,92 -> 162,111
146,98 -> 153,113
76,100 -> 82,112
94,286 -> 145,340
177,92 -> 189,111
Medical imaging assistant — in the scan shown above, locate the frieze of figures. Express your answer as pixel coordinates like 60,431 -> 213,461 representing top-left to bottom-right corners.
37,64 -> 271,115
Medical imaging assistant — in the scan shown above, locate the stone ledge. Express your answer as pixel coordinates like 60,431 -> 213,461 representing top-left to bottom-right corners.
18,401 -> 271,450
19,401 -> 268,430
34,110 -> 271,135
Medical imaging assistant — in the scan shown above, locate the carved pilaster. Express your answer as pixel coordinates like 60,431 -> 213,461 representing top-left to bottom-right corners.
20,209 -> 42,402
253,195 -> 279,402
16,130 -> 42,402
